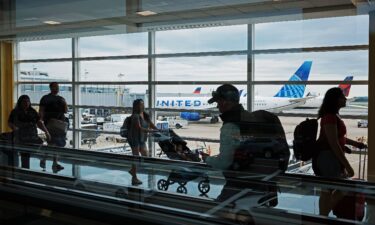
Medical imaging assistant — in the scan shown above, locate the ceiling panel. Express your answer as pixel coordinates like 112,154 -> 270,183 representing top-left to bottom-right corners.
0,0 -> 370,40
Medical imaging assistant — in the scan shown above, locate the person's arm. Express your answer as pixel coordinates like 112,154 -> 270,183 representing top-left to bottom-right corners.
39,106 -> 45,121
7,111 -> 18,131
149,120 -> 158,130
205,123 -> 240,170
62,98 -> 68,113
8,121 -> 18,131
346,138 -> 367,149
324,124 -> 354,177
37,120 -> 51,141
39,97 -> 46,121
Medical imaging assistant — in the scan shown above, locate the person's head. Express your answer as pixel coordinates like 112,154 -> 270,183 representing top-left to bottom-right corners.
318,87 -> 347,117
49,82 -> 59,95
16,95 -> 31,111
132,99 -> 151,122
132,99 -> 145,114
208,84 -> 240,113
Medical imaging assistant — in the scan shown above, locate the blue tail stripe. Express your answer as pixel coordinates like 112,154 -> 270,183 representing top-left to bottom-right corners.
344,76 -> 353,81
274,61 -> 312,98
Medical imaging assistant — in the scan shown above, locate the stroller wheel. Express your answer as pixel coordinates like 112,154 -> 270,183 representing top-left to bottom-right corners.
177,186 -> 187,194
198,180 -> 210,194
157,179 -> 169,191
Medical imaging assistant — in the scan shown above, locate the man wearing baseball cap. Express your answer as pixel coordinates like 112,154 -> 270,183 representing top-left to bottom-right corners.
203,83 -> 289,171
203,83 -> 289,202
203,83 -> 248,170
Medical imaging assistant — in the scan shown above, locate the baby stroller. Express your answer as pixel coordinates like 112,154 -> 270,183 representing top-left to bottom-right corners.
155,129 -> 210,195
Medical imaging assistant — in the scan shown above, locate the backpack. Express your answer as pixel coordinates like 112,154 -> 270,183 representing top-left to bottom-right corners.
231,110 -> 290,173
120,116 -> 132,138
293,118 -> 318,161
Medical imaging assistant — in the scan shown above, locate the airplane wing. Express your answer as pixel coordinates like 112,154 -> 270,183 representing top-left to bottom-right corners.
347,97 -> 368,109
288,96 -> 316,104
266,96 -> 316,113
346,97 -> 355,103
347,104 -> 368,109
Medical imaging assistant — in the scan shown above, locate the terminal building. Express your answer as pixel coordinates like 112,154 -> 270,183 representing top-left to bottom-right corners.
0,0 -> 374,224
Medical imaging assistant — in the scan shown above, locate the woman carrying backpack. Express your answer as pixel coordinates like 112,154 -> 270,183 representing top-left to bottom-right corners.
127,99 -> 158,185
314,87 -> 367,216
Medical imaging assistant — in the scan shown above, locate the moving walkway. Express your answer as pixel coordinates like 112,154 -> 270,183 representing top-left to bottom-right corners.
0,142 -> 374,225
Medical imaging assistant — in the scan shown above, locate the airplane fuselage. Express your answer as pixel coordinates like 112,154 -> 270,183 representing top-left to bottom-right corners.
156,96 -> 306,113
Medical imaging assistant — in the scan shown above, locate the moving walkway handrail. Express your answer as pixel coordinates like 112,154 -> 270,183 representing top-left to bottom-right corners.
0,141 -> 209,168
1,141 -> 375,193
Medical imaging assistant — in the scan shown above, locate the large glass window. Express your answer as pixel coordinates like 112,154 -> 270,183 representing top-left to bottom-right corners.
15,15 -> 368,179
254,15 -> 369,50
18,39 -> 72,60
79,60 -> 148,82
20,84 -> 72,105
156,55 -> 247,81
79,33 -> 148,57
156,25 -> 247,54
78,85 -> 148,107
254,51 -> 368,81
18,62 -> 72,82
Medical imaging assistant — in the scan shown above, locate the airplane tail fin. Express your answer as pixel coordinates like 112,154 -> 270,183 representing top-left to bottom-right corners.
339,76 -> 353,97
193,87 -> 201,94
274,61 -> 312,98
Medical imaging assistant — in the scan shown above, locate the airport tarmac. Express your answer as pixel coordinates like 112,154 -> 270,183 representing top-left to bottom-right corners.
173,116 -> 367,152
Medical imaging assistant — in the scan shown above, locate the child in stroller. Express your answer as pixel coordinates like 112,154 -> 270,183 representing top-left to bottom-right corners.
157,129 -> 200,162
155,129 -> 210,195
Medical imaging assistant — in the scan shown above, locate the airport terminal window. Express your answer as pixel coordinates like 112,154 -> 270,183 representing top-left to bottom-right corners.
156,55 -> 247,81
18,62 -> 73,82
254,15 -> 369,50
76,106 -> 132,152
253,51 -> 368,81
156,84 -> 225,96
78,85 -> 148,107
14,15 -> 368,175
156,25 -> 247,54
79,33 -> 148,57
75,131 -> 127,152
18,38 -> 72,60
79,59 -> 148,81
20,84 -> 73,105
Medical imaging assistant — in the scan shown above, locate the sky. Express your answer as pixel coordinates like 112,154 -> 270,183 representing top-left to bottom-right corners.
18,15 -> 369,98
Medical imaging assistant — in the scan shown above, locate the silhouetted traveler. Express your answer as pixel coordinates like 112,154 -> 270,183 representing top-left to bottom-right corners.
202,84 -> 288,171
8,95 -> 50,168
201,84 -> 288,202
127,99 -> 158,185
314,87 -> 367,216
39,82 -> 67,172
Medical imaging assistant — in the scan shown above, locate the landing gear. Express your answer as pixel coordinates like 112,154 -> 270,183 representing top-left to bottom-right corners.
210,116 -> 219,124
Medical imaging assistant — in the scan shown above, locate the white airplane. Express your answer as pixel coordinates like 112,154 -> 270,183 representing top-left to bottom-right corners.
156,61 -> 313,122
301,76 -> 354,108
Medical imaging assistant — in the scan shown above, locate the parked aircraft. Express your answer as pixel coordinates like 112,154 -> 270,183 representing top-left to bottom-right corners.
301,76 -> 354,108
156,61 -> 313,122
